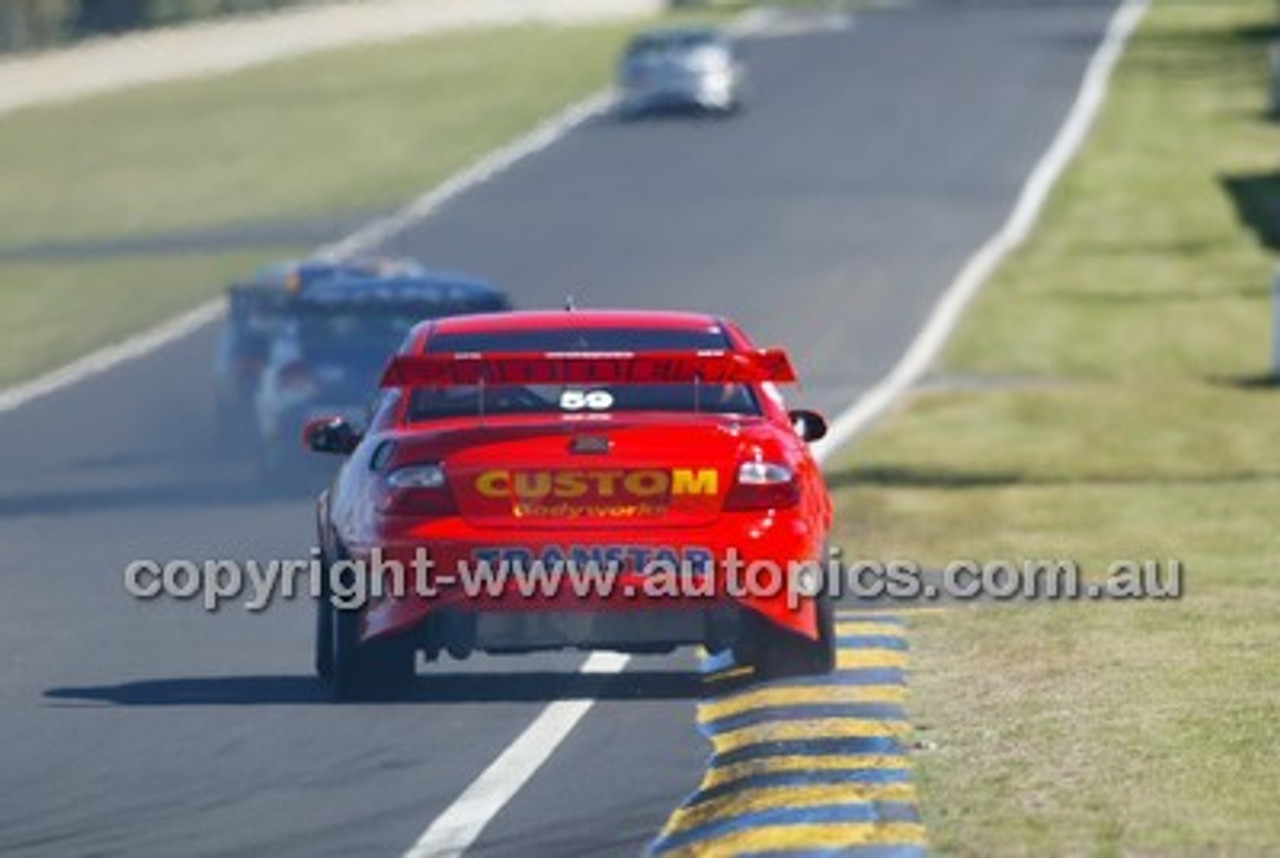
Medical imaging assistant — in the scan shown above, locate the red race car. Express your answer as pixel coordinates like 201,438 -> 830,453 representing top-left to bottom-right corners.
305,309 -> 835,699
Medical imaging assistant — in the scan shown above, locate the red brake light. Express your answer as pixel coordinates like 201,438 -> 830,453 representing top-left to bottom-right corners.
724,461 -> 799,511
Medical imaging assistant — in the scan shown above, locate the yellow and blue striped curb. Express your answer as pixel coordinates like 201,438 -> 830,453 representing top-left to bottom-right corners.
648,611 -> 927,857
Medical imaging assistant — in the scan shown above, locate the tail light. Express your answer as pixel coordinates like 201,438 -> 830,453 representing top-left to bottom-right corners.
724,461 -> 799,511
381,463 -> 457,516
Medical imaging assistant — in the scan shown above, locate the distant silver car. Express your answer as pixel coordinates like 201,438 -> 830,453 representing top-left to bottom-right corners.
617,27 -> 746,117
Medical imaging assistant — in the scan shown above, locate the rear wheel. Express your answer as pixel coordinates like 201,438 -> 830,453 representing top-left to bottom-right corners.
755,592 -> 836,679
329,604 -> 415,701
737,583 -> 836,681
314,581 -> 333,680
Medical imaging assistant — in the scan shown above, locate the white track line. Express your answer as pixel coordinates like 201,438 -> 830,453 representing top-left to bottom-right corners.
319,91 -> 614,259
0,90 -> 615,415
0,0 -> 815,417
812,0 -> 1150,464
402,652 -> 630,858
396,2 -> 1150,845
0,300 -> 225,413
390,8 -> 1150,846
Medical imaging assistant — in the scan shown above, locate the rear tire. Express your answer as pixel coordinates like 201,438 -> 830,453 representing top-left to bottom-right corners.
737,589 -> 836,681
314,583 -> 333,681
329,604 -> 415,701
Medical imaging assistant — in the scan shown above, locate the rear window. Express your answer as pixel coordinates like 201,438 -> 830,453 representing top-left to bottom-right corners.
297,311 -> 421,358
407,325 -> 760,421
628,31 -> 721,55
294,297 -> 506,358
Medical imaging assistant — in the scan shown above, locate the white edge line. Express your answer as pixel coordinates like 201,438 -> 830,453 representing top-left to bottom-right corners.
811,0 -> 1150,466
0,1 -> 853,417
317,91 -> 615,260
0,5 -> 843,417
0,89 -> 616,416
0,300 -> 225,413
402,651 -> 630,858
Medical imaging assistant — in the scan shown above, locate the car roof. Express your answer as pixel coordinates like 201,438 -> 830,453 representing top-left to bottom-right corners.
252,256 -> 424,289
234,256 -> 506,311
246,256 -> 504,295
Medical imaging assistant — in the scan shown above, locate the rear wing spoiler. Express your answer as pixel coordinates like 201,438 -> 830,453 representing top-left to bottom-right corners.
378,349 -> 797,388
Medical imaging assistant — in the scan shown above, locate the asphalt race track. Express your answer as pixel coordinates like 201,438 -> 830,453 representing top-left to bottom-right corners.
0,1 -> 1122,855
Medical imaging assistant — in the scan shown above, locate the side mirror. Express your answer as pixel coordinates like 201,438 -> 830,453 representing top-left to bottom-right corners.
789,409 -> 828,443
302,416 -> 362,455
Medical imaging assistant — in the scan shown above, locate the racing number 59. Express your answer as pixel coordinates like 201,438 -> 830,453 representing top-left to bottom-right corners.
559,390 -> 614,411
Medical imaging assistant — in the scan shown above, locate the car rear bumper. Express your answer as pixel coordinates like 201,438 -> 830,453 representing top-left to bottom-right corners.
349,511 -> 825,646
413,605 -> 740,658
620,71 -> 738,111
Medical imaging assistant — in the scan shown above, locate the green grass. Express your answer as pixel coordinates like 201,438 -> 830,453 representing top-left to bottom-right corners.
0,22 -> 665,252
0,250 -> 307,386
0,22 -> 653,251
827,0 -> 1280,853
0,15 -> 682,385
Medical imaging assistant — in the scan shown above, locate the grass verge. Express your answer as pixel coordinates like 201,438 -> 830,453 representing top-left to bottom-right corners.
0,22 -> 655,251
0,15 -> 680,386
0,250 -> 305,387
827,0 -> 1280,853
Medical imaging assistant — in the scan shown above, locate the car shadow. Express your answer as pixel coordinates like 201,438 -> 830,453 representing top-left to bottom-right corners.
44,669 -> 706,707
1222,172 -> 1280,251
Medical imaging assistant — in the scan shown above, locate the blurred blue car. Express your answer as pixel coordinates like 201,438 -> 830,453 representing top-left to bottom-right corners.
212,257 -> 510,479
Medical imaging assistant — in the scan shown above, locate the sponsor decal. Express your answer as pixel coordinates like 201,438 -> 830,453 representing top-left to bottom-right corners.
558,389 -> 614,411
514,501 -> 666,520
474,468 -> 718,501
381,349 -> 796,387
